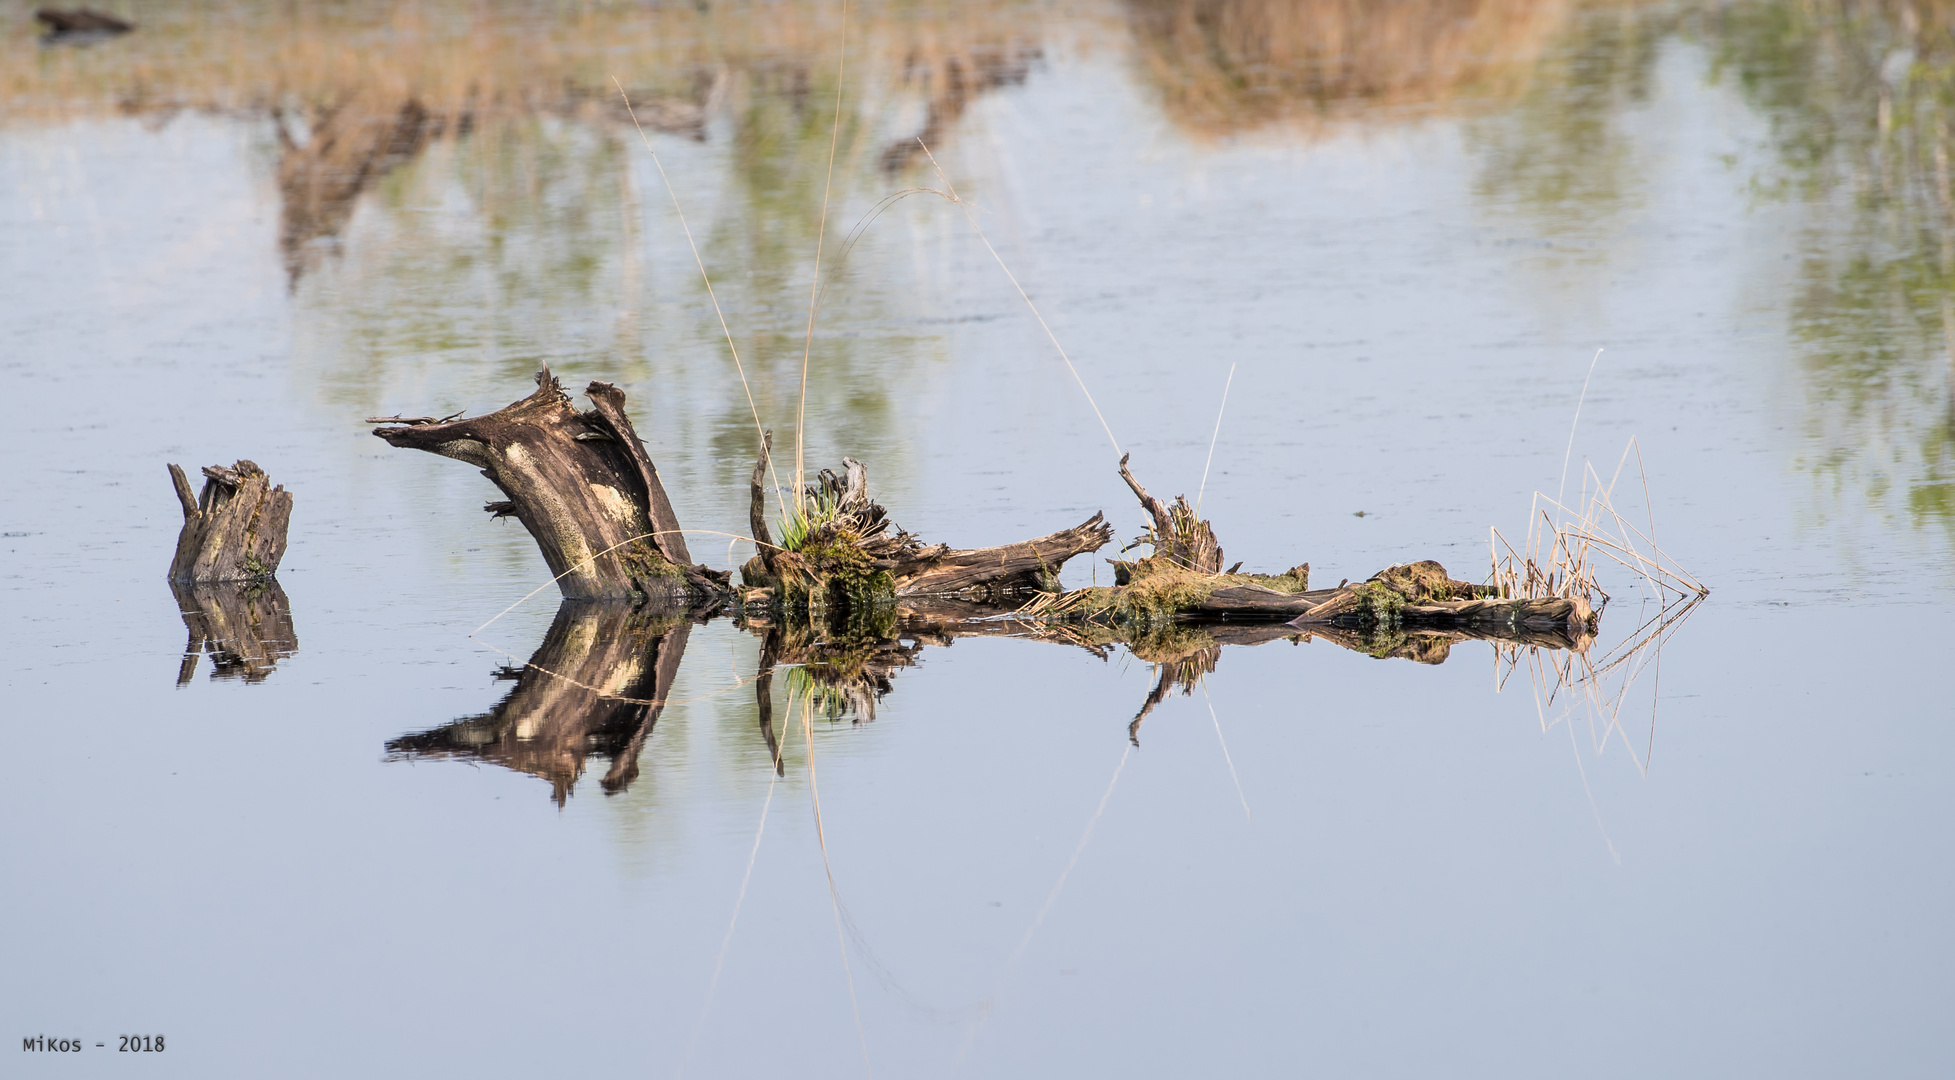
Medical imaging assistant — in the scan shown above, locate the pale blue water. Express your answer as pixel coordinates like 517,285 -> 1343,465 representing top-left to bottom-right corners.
3,4 -> 1951,1077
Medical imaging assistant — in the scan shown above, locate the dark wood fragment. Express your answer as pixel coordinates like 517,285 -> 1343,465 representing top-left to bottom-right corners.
35,7 -> 133,37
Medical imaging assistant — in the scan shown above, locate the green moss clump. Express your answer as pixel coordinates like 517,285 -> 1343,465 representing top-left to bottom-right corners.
772,530 -> 896,620
1353,580 -> 1406,627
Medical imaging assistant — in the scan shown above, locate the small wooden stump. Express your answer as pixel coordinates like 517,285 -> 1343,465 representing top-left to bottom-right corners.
167,460 -> 292,583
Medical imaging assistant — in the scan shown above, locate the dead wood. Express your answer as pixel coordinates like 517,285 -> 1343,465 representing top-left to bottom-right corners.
371,368 -> 728,603
384,601 -> 692,805
35,7 -> 133,39
171,580 -> 298,685
749,430 -> 777,578
167,459 -> 293,583
742,453 -> 1113,606
1117,452 -> 1222,574
1065,457 -> 1599,640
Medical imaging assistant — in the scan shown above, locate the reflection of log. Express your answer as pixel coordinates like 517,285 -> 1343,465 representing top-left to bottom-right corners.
1126,642 -> 1220,746
738,598 -> 1115,727
167,460 -> 293,583
270,79 -> 716,285
372,368 -> 728,602
274,95 -> 436,284
384,601 -> 692,805
172,580 -> 298,685
880,45 -> 1039,173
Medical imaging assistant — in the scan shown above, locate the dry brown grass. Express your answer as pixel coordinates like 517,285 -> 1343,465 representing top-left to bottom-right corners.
2,1 -> 1049,123
1125,0 -> 1575,137
1490,436 -> 1706,608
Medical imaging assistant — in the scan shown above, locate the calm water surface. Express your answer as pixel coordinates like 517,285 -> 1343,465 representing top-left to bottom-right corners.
4,2 -> 1952,1076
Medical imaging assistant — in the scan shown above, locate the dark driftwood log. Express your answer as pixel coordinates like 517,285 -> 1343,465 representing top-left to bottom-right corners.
167,460 -> 293,583
371,368 -> 727,602
893,514 -> 1114,596
384,601 -> 692,805
172,580 -> 299,685
35,7 -> 134,37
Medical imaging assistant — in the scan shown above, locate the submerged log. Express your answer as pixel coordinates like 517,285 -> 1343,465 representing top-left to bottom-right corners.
1045,457 -> 1600,639
171,580 -> 299,685
371,368 -> 728,603
384,601 -> 693,805
167,460 -> 293,583
740,438 -> 1113,606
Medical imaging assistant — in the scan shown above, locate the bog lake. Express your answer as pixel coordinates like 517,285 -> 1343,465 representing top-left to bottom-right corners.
3,2 -> 1952,1076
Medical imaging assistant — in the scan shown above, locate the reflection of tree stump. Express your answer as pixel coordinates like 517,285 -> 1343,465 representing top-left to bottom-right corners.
384,602 -> 691,805
274,96 -> 438,285
167,460 -> 292,583
172,581 -> 299,685
372,368 -> 728,603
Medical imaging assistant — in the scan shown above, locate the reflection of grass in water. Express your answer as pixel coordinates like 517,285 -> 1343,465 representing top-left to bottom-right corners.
781,665 -> 854,722
1127,0 -> 1573,138
1701,0 -> 1955,546
1467,2 -> 1667,233
68,2 -> 1050,492
4,1 -> 1048,121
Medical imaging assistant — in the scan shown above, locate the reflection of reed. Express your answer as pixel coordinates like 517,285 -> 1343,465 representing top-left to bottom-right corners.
171,580 -> 298,685
1502,591 -> 1702,776
1126,0 -> 1569,135
385,601 -> 692,805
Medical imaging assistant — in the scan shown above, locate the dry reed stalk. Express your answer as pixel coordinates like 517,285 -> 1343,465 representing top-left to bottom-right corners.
1488,436 -> 1706,609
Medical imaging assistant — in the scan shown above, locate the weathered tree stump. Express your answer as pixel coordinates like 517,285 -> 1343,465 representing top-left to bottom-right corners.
740,436 -> 1114,608
167,460 -> 293,583
371,368 -> 728,603
171,580 -> 299,685
384,601 -> 693,804
1116,452 -> 1222,574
